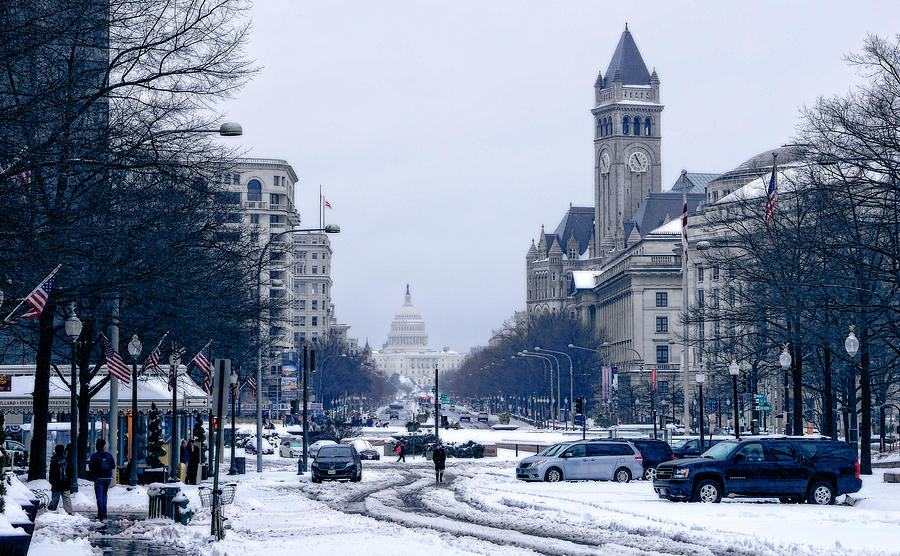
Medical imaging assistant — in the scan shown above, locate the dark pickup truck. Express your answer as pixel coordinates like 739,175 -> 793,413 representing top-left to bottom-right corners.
653,437 -> 861,505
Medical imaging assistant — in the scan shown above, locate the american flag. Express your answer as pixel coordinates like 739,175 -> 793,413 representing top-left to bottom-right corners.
141,334 -> 167,375
103,337 -> 131,384
2,266 -> 60,327
765,155 -> 778,223
246,376 -> 256,397
191,341 -> 213,393
168,346 -> 186,391
681,201 -> 689,259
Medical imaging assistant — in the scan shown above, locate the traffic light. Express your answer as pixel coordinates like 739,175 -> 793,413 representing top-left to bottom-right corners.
575,397 -> 584,415
290,400 -> 299,415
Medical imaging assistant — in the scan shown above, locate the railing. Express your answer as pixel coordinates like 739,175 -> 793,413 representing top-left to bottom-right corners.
243,200 -> 264,209
269,203 -> 287,211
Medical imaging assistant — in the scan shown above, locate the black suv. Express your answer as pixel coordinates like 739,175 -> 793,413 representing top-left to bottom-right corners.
670,437 -> 724,459
311,444 -> 362,483
612,439 -> 675,480
653,437 -> 861,505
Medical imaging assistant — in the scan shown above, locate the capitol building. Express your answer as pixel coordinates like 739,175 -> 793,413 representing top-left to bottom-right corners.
372,285 -> 465,386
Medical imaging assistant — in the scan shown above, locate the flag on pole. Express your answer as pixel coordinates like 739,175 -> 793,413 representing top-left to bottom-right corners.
191,341 -> 213,393
680,202 -> 689,259
168,346 -> 186,391
765,155 -> 778,222
651,368 -> 658,391
2,265 -> 61,327
601,366 -> 611,401
246,376 -> 256,397
141,333 -> 167,375
324,199 -> 332,209
103,337 -> 131,384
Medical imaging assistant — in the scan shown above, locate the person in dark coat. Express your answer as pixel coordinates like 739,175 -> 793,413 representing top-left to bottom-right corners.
88,438 -> 116,520
48,444 -> 73,513
432,443 -> 447,483
186,441 -> 200,485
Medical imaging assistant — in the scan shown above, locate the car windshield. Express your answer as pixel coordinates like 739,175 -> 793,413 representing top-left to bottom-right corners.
289,441 -> 302,447
701,440 -> 740,459
538,443 -> 569,457
317,446 -> 352,458
671,439 -> 690,450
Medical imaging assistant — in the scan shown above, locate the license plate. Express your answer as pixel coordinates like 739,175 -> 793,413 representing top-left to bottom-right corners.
328,470 -> 336,475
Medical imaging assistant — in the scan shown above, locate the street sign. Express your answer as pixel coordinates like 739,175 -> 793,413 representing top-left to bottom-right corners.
574,415 -> 585,426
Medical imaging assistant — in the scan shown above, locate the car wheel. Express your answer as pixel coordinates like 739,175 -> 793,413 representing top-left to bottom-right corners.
351,470 -> 362,482
808,481 -> 835,505
643,467 -> 657,481
544,467 -> 563,482
692,479 -> 722,503
614,468 -> 631,483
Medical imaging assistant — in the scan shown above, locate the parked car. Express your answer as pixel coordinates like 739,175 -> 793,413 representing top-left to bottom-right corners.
459,412 -> 471,422
350,439 -> 380,460
311,444 -> 362,483
244,436 -> 275,455
516,440 -> 643,483
477,412 -> 489,423
279,438 -> 304,458
308,439 -> 337,459
613,439 -> 674,480
653,437 -> 862,504
3,439 -> 27,467
389,411 -> 400,420
671,437 -> 725,459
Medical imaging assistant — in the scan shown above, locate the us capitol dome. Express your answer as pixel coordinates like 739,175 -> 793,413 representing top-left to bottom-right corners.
372,285 -> 465,386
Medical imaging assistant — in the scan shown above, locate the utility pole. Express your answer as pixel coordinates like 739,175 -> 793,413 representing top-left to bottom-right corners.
301,347 -> 312,472
170,350 -> 180,480
434,366 -> 440,445
211,359 -> 229,540
109,297 -> 119,483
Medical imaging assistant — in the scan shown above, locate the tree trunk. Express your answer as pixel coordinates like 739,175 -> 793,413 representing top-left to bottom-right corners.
822,345 -> 836,440
27,302 -> 56,481
792,344 -> 804,436
859,333 -> 872,475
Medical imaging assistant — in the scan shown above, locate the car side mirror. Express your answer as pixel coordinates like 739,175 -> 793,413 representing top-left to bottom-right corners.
733,453 -> 745,464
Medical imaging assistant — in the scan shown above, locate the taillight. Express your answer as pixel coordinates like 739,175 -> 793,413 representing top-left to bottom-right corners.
671,455 -> 676,460
855,462 -> 860,478
635,455 -> 642,460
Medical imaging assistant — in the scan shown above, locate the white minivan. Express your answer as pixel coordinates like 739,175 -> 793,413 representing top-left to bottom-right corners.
516,440 -> 644,483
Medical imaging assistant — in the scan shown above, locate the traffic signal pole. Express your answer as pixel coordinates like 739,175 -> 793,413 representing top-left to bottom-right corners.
434,367 -> 440,445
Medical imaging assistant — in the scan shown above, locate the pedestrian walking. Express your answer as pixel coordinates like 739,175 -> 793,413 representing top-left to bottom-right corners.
47,445 -> 73,513
395,441 -> 406,462
187,441 -> 200,485
88,438 -> 116,520
432,443 -> 446,483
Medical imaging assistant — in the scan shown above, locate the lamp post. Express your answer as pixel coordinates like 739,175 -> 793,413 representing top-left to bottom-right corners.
226,370 -> 238,474
518,351 -> 554,429
169,349 -> 183,479
65,306 -> 82,492
536,347 -> 574,430
696,371 -> 706,451
252,225 -> 339,473
127,335 -> 142,486
534,348 -> 562,428
845,326 -> 860,453
779,345 -> 792,435
729,356 -> 740,439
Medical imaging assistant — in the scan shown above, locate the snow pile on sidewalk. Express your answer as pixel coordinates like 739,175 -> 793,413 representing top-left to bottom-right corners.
30,511 -> 97,556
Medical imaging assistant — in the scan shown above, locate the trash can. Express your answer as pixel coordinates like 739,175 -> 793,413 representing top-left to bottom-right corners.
148,485 -> 181,519
143,468 -> 168,485
234,456 -> 246,474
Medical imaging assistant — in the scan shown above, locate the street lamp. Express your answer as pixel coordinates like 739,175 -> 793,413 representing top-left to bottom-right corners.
534,347 -> 562,429
518,351 -> 555,429
729,356 -> 740,439
845,326 -> 859,357
844,326 -> 860,452
127,335 -> 142,486
228,370 -> 239,474
536,346 -> 574,430
64,305 -> 82,492
169,349 -> 183,479
779,345 -> 792,435
253,225 -> 339,473
696,371 -> 706,451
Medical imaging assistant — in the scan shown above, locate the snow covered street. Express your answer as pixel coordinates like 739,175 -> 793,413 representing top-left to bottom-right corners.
28,448 -> 900,556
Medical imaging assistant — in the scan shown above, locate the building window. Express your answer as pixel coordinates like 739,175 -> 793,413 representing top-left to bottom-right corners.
311,332 -> 317,342
293,300 -> 300,310
633,116 -> 641,136
298,283 -> 306,294
322,253 -> 327,260
698,290 -> 705,308
312,316 -> 318,326
312,284 -> 318,294
312,300 -> 318,311
712,288 -> 720,308
656,345 -> 669,364
312,266 -> 318,274
270,193 -> 281,205
247,179 -> 262,202
697,266 -> 704,282
658,380 -> 669,396
622,116 -> 630,135
293,316 -> 299,325
644,117 -> 652,136
299,300 -> 306,310
656,292 -> 668,307
298,251 -> 306,259
299,316 -> 306,326
233,174 -> 240,185
270,214 -> 280,224
597,118 -> 603,138
311,252 -> 317,259
299,332 -> 306,342
713,266 -> 720,280
249,213 -> 259,225
269,270 -> 281,280
606,118 -> 612,136
656,316 -> 668,333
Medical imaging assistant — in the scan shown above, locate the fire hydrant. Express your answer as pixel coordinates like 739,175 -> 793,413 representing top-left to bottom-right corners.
173,491 -> 193,525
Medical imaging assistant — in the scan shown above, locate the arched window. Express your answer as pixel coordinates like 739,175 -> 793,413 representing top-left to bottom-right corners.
644,117 -> 652,136
597,118 -> 603,138
247,179 -> 262,202
622,116 -> 630,135
606,117 -> 612,136
633,116 -> 641,136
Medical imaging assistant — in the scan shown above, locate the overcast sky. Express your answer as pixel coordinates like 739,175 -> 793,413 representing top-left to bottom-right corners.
220,1 -> 900,353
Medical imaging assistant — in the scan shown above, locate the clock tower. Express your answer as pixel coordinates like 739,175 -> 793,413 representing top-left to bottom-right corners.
592,25 -> 663,257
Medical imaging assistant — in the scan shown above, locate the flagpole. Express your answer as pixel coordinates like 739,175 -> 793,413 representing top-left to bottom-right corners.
109,297 -> 120,485
2,263 -> 61,324
319,185 -> 323,229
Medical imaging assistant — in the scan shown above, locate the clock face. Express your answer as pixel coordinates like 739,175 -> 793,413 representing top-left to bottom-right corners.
628,151 -> 650,173
599,152 -> 611,173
